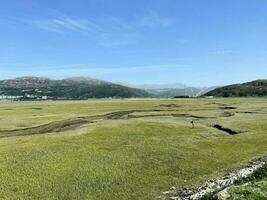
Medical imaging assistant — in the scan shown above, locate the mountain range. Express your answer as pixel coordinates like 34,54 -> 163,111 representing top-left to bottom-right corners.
0,77 -> 152,100
0,77 -> 266,100
117,82 -> 218,98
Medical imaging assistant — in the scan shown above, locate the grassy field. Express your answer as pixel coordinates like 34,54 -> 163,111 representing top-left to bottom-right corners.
0,98 -> 266,200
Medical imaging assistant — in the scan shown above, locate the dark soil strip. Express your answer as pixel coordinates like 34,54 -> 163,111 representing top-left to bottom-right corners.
220,112 -> 235,117
0,110 -> 143,138
129,114 -> 171,119
206,102 -> 228,106
0,109 -> 174,138
160,104 -> 181,108
29,107 -> 43,110
0,118 -> 93,138
236,111 -> 259,114
0,109 -> 215,138
172,114 -> 212,119
213,124 -> 242,135
220,106 -> 237,110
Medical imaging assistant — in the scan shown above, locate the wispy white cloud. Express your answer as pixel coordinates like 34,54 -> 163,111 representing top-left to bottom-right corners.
33,17 -> 102,33
31,16 -> 136,46
27,10 -> 175,47
31,12 -> 175,35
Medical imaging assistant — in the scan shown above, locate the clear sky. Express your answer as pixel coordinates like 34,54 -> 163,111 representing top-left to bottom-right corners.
1,0 -> 267,86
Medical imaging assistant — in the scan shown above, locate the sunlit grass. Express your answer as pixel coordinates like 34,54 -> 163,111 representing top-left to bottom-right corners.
0,98 -> 266,199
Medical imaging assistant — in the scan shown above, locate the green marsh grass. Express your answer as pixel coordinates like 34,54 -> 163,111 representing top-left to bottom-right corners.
0,98 -> 266,199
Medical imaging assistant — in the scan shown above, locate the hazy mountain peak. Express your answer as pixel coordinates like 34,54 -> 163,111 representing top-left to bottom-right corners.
14,76 -> 50,81
117,82 -> 187,90
63,77 -> 109,85
65,76 -> 96,81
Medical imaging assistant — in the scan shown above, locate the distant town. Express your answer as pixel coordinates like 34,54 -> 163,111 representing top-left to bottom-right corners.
0,95 -> 49,101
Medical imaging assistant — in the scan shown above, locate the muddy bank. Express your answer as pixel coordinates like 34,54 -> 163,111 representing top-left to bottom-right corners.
220,112 -> 235,117
220,106 -> 237,110
0,109 -> 143,138
212,124 -> 244,135
160,103 -> 181,108
0,108 -> 241,138
0,108 -> 204,138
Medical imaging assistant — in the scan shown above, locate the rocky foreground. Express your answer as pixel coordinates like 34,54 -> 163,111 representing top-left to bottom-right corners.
160,156 -> 267,200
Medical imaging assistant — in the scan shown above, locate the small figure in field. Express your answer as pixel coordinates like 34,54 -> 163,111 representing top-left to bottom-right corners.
190,120 -> 195,128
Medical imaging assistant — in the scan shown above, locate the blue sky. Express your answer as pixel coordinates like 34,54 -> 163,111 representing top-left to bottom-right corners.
1,0 -> 267,86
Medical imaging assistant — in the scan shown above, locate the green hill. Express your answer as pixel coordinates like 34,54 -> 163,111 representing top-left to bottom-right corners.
0,77 -> 153,100
205,80 -> 267,97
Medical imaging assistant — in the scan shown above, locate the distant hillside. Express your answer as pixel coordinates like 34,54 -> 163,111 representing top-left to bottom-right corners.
205,80 -> 267,97
0,77 -> 153,100
118,82 -> 217,98
152,86 -> 218,98
133,83 -> 186,90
